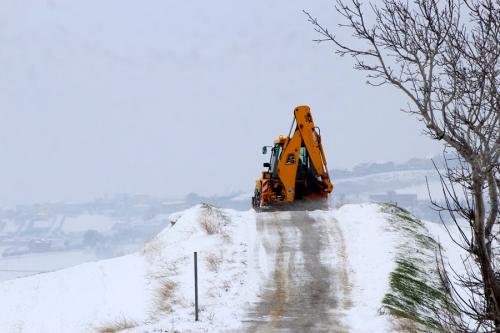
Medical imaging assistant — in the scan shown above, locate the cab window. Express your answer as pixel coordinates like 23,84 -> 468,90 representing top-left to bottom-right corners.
269,144 -> 283,177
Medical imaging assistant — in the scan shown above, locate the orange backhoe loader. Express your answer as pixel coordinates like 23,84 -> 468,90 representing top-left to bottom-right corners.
252,105 -> 333,210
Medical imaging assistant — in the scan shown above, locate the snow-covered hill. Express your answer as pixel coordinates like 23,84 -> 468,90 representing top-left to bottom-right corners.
0,204 -> 461,332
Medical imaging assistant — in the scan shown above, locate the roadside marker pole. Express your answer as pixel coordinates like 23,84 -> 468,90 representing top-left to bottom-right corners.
194,251 -> 199,321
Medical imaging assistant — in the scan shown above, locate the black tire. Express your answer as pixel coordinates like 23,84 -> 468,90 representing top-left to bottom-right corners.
252,189 -> 262,211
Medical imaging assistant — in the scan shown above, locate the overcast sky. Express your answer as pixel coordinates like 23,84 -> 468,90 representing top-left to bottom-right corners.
0,0 -> 442,206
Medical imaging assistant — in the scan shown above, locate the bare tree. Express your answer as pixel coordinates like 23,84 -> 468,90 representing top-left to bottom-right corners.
305,0 -> 499,331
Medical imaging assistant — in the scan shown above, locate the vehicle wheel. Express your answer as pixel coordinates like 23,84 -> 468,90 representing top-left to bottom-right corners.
252,189 -> 261,211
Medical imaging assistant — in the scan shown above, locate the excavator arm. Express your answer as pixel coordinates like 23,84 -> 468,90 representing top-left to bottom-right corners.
276,105 -> 333,201
294,106 -> 333,193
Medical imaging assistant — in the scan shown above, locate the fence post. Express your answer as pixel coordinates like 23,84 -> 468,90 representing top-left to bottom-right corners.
194,251 -> 199,321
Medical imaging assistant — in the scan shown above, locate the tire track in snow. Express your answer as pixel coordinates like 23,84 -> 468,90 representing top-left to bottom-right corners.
241,210 -> 350,333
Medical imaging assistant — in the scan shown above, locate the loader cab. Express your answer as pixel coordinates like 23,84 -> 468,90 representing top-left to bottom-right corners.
263,143 -> 283,178
296,145 -> 322,199
297,146 -> 309,180
297,145 -> 318,182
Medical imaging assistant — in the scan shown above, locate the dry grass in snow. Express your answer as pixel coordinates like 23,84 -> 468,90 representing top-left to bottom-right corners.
205,252 -> 223,272
198,204 -> 230,240
96,316 -> 137,333
154,279 -> 178,315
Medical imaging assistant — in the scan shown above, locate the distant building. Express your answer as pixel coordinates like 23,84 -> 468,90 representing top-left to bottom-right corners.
370,191 -> 418,207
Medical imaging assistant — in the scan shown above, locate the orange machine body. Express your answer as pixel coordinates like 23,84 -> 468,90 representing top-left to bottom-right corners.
252,105 -> 333,210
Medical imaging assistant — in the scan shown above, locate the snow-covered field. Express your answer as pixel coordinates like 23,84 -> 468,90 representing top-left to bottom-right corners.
0,204 -> 460,332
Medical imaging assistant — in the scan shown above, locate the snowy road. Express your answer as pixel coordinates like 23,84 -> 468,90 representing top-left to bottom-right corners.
242,211 -> 351,333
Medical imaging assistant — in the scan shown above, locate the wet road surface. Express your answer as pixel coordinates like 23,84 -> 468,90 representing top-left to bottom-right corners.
241,211 -> 351,333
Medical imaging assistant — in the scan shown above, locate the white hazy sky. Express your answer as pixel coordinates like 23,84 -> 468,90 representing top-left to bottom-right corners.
0,0 -> 441,205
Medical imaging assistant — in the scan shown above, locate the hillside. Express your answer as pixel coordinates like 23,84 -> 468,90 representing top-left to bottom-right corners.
0,204 -> 460,332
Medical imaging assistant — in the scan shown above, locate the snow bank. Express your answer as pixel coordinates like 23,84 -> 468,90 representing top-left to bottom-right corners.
136,205 -> 262,332
309,204 -> 397,332
313,203 -> 457,332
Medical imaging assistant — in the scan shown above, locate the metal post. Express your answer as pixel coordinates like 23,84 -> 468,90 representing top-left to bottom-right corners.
194,251 -> 198,321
